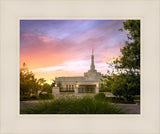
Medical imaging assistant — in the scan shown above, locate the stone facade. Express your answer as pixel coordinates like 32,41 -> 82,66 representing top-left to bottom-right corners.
55,49 -> 102,93
52,87 -> 60,97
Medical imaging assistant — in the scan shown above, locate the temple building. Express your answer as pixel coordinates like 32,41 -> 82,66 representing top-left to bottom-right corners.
55,49 -> 102,93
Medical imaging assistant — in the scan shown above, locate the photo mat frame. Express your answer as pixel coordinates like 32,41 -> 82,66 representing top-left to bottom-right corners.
0,0 -> 160,134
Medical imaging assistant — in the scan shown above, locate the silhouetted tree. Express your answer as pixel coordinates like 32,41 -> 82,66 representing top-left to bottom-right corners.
20,62 -> 37,96
20,62 -> 51,98
51,79 -> 55,87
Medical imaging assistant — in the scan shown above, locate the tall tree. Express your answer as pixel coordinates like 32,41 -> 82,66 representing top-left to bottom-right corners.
103,20 -> 140,101
20,62 -> 37,96
115,20 -> 140,72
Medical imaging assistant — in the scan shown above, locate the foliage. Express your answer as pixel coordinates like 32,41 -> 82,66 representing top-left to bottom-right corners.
20,95 -> 40,101
100,82 -> 111,92
104,72 -> 140,102
134,95 -> 140,100
115,20 -> 140,71
20,96 -> 124,114
20,95 -> 31,101
20,64 -> 38,96
43,83 -> 52,93
37,78 -> 46,86
30,95 -> 39,100
51,79 -> 55,87
94,93 -> 106,101
103,20 -> 140,101
60,90 -> 74,92
20,93 -> 53,101
39,93 -> 53,100
20,62 -> 53,100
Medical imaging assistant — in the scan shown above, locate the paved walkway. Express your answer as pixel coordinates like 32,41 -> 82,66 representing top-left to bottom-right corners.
115,103 -> 140,114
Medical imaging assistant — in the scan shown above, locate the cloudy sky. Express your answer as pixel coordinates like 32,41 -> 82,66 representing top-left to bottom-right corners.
20,20 -> 128,84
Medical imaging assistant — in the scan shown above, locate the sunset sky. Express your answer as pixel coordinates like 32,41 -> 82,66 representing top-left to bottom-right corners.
20,20 -> 128,84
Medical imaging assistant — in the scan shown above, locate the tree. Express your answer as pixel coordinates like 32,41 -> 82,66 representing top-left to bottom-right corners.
104,20 -> 140,101
51,79 -> 55,87
20,63 -> 37,96
115,20 -> 140,71
104,72 -> 140,101
43,83 -> 52,93
36,78 -> 46,92
37,78 -> 46,86
20,62 -> 49,97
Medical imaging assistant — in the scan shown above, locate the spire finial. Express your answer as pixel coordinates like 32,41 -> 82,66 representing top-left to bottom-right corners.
90,48 -> 95,71
92,48 -> 94,55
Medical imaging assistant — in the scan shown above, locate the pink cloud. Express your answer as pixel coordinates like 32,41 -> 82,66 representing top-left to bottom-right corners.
20,20 -> 127,83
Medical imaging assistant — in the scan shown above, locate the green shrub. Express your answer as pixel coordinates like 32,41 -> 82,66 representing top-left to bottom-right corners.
30,95 -> 39,100
94,93 -> 106,101
39,93 -> 53,100
103,73 -> 140,102
134,96 -> 140,100
20,95 -> 30,101
20,95 -> 40,101
47,93 -> 54,99
60,90 -> 74,92
20,96 -> 124,114
99,89 -> 111,92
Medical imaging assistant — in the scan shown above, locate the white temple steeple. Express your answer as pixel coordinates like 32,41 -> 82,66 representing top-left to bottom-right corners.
90,49 -> 95,71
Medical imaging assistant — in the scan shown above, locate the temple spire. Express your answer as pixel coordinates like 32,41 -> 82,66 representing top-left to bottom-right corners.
90,49 -> 95,71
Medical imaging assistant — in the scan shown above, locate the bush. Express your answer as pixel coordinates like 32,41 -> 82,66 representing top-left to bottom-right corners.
94,93 -> 106,101
99,89 -> 111,92
30,95 -> 40,100
20,96 -> 124,114
20,95 -> 30,101
134,96 -> 140,100
103,73 -> 140,102
99,83 -> 111,92
47,93 -> 54,99
60,90 -> 74,92
39,93 -> 53,100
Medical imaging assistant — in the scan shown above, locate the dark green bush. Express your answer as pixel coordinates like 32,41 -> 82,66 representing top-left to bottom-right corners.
47,93 -> 54,99
20,95 -> 30,101
134,96 -> 140,100
30,95 -> 39,100
60,90 -> 74,92
94,93 -> 106,101
39,93 -> 53,100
